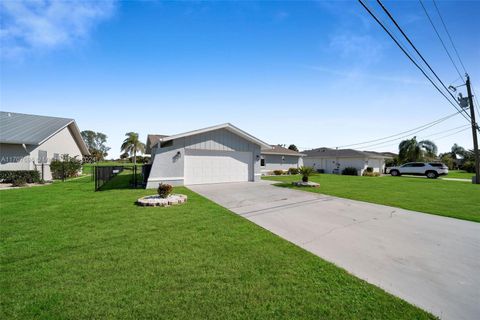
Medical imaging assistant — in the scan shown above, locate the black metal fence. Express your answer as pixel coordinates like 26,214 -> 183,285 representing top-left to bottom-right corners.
93,165 -> 148,191
94,166 -> 124,191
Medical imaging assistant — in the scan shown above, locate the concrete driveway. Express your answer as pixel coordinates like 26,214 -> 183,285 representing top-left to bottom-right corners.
189,181 -> 480,320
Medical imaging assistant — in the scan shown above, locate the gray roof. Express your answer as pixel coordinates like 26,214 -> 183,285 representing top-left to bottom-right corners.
303,147 -> 393,159
145,134 -> 169,154
261,145 -> 305,156
0,111 -> 90,155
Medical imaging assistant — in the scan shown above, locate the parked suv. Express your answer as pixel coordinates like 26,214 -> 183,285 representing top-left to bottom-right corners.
389,162 -> 448,179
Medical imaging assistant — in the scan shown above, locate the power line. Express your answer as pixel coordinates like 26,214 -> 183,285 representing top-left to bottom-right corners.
358,0 -> 471,125
432,0 -> 468,74
337,110 -> 461,148
374,0 -> 471,123
418,0 -> 463,79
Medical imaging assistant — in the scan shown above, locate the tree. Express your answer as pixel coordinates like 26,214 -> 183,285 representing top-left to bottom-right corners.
81,130 -> 111,162
120,132 -> 145,165
450,143 -> 466,159
398,136 -> 437,163
288,144 -> 299,152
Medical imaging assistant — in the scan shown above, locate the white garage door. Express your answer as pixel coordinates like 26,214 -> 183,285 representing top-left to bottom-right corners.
184,149 -> 252,185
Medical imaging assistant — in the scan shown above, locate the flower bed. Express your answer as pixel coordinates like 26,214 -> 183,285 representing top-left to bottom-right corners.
136,194 -> 188,207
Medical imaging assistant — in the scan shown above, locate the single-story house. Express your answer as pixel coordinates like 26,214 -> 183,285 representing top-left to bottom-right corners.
145,123 -> 271,188
302,147 -> 393,175
0,111 -> 90,180
260,145 -> 304,174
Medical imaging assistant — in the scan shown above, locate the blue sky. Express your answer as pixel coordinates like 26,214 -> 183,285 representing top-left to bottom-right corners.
1,0 -> 479,158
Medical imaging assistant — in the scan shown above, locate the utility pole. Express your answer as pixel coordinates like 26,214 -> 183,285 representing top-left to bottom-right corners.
465,74 -> 480,184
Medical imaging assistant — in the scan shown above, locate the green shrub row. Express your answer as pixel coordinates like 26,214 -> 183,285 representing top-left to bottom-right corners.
0,171 -> 40,183
50,157 -> 82,179
341,167 -> 358,176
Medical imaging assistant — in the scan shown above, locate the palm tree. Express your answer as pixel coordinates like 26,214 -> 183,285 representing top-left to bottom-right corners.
450,143 -> 466,159
120,132 -> 145,165
298,166 -> 315,182
398,136 -> 437,163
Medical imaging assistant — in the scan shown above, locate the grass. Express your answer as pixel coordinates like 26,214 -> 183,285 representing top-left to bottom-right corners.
82,162 -> 142,175
0,177 -> 435,319
263,174 -> 480,223
445,170 -> 475,180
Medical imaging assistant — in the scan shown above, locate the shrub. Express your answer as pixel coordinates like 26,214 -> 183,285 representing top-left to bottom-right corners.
342,167 -> 358,176
50,156 -> 82,179
316,169 -> 325,174
288,168 -> 299,175
0,171 -> 40,183
461,161 -> 475,173
157,183 -> 173,198
362,171 -> 380,177
12,177 -> 27,187
365,167 -> 373,173
273,170 -> 284,176
299,166 -> 315,182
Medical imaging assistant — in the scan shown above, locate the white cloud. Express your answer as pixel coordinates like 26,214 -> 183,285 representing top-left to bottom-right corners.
0,0 -> 116,58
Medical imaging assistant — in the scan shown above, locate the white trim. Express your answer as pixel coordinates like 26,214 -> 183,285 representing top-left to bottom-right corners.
254,173 -> 262,176
149,177 -> 184,181
157,123 -> 272,150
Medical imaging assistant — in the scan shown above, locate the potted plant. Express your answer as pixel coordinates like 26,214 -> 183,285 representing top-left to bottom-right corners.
298,166 -> 314,182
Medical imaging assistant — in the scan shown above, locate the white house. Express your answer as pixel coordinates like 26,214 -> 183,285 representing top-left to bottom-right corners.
145,123 -> 271,188
0,111 -> 90,180
302,147 -> 393,175
260,145 -> 304,174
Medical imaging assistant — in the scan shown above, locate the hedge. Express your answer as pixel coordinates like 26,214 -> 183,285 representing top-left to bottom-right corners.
0,171 -> 40,183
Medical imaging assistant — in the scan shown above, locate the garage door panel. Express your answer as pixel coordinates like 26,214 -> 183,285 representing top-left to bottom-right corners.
184,149 -> 252,185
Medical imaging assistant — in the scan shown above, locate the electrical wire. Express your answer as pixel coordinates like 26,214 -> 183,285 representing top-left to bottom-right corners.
358,0 -> 471,125
418,0 -> 463,79
337,110 -> 461,148
432,0 -> 468,74
375,0 -> 470,122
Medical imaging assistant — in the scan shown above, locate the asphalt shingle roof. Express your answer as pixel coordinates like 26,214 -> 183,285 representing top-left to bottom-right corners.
0,111 -> 74,145
261,145 -> 305,156
302,147 -> 393,158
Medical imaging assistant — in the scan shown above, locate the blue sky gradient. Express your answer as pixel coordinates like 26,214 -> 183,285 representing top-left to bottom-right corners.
1,0 -> 479,158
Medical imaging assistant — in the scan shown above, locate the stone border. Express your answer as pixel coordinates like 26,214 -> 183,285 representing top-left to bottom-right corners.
292,181 -> 320,187
136,194 -> 188,207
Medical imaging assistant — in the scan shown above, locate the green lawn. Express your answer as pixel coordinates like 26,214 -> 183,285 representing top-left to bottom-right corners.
0,177 -> 434,319
445,170 -> 475,180
263,174 -> 480,222
82,162 -> 142,175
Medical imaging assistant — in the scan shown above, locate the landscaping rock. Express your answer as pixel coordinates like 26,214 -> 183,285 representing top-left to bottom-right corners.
292,181 -> 320,187
137,194 -> 188,207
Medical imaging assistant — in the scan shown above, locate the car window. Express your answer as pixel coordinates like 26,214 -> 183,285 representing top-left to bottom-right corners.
429,163 -> 443,167
401,163 -> 413,167
412,163 -> 425,167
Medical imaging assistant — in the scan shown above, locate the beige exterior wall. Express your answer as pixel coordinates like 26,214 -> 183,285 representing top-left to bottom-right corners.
0,126 -> 84,180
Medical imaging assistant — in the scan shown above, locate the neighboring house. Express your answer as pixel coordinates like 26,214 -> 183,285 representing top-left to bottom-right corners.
302,147 -> 393,175
260,145 -> 304,174
145,123 -> 271,188
0,111 -> 90,180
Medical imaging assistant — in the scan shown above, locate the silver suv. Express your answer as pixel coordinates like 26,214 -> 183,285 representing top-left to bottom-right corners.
389,162 -> 448,179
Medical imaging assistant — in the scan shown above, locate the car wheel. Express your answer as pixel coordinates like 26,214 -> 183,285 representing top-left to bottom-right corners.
426,171 -> 438,179
390,170 -> 400,177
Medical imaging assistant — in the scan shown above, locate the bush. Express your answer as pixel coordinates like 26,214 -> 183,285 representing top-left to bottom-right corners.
316,169 -> 325,174
12,177 -> 27,187
0,171 -> 40,183
50,156 -> 82,179
288,168 -> 299,175
299,166 -> 315,182
461,161 -> 475,173
365,167 -> 373,173
342,167 -> 358,176
362,171 -> 380,177
157,183 -> 173,198
273,170 -> 284,176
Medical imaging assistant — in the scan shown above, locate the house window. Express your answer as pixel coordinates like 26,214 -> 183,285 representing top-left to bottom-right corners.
53,153 -> 60,161
160,140 -> 173,148
260,158 -> 265,167
38,150 -> 47,163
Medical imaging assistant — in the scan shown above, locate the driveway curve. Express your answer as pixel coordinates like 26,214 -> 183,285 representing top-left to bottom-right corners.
189,181 -> 480,320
